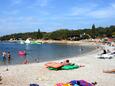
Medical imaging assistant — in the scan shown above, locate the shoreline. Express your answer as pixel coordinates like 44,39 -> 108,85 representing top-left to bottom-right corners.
0,46 -> 97,67
37,40 -> 96,45
0,41 -> 97,67
0,42 -> 115,86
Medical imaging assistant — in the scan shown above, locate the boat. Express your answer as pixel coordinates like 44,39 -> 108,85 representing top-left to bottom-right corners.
19,40 -> 25,44
31,41 -> 42,44
25,38 -> 31,44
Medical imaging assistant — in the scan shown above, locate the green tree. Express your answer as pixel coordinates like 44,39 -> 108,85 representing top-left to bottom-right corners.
37,29 -> 43,39
91,24 -> 96,38
50,29 -> 69,40
112,32 -> 115,37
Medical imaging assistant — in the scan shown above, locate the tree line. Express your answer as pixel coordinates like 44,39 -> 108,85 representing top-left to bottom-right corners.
0,24 -> 115,41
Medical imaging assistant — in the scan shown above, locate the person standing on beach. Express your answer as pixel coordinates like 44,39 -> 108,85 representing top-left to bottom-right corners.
7,52 -> 11,64
103,49 -> 107,54
2,51 -> 7,64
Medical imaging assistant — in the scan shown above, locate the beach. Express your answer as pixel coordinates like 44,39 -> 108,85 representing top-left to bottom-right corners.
0,43 -> 115,86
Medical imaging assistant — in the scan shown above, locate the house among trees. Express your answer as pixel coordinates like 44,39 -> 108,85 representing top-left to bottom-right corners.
68,34 -> 80,41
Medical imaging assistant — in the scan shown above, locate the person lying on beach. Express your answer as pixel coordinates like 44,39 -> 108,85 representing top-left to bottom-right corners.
45,60 -> 71,68
103,69 -> 115,73
60,59 -> 71,66
60,59 -> 85,67
45,59 -> 85,68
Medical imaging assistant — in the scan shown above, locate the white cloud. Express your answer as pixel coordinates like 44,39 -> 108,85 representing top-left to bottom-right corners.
10,0 -> 22,5
111,3 -> 115,8
40,0 -> 49,7
88,5 -> 115,19
27,0 -> 50,8
69,3 -> 115,19
68,3 -> 98,16
0,16 -> 44,33
2,10 -> 19,15
70,7 -> 92,16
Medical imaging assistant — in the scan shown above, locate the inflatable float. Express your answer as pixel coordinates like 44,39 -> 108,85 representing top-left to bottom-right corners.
18,51 -> 26,56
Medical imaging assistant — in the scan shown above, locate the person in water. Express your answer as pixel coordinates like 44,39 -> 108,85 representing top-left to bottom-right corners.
2,51 -> 7,64
7,52 -> 11,64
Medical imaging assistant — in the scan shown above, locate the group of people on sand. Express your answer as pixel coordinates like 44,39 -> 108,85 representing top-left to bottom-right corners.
99,43 -> 115,73
0,51 -> 11,64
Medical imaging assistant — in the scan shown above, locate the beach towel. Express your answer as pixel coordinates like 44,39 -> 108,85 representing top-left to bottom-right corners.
70,80 -> 94,86
48,67 -> 60,70
98,53 -> 114,59
48,64 -> 79,70
55,83 -> 71,86
55,83 -> 63,86
61,64 -> 79,70
55,80 -> 94,86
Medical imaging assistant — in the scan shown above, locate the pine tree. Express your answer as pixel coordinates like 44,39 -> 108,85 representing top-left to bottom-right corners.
92,24 -> 96,38
37,29 -> 43,39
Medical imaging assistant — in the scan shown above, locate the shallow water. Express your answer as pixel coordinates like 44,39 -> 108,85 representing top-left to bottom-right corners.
0,42 -> 96,65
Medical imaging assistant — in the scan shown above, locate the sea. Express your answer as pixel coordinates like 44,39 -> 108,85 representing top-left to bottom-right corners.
0,42 -> 96,65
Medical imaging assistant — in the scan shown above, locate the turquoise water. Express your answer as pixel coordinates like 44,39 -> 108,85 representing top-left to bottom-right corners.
0,42 -> 95,65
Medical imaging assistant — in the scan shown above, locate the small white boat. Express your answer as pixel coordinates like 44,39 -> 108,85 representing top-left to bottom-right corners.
19,40 -> 25,44
25,38 -> 31,44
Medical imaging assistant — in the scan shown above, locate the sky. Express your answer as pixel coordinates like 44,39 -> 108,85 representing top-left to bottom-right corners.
0,0 -> 115,36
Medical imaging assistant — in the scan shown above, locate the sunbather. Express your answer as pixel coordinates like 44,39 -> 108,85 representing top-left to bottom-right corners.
60,59 -> 71,66
61,59 -> 85,67
103,69 -> 115,73
45,60 -> 85,69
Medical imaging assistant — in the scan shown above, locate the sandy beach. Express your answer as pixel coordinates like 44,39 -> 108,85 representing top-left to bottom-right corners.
0,43 -> 115,86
